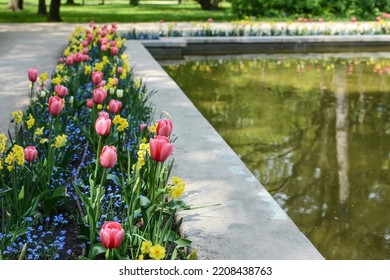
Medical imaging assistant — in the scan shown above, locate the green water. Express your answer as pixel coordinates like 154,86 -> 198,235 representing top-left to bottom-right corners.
163,54 -> 390,260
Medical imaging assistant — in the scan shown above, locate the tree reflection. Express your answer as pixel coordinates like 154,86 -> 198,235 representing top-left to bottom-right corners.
163,54 -> 390,259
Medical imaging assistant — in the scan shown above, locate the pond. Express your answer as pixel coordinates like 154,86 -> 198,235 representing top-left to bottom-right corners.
161,53 -> 390,260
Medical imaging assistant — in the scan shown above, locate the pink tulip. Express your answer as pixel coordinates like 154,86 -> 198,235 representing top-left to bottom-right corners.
92,71 -> 103,85
65,56 -> 73,66
87,33 -> 94,42
101,45 -> 107,52
351,17 -> 357,22
24,146 -> 38,162
54,85 -> 68,98
73,53 -> 83,63
86,98 -> 94,108
376,16 -> 382,21
28,67 -> 38,83
48,96 -> 63,116
100,145 -> 117,168
297,17 -> 303,22
140,123 -> 149,132
117,67 -> 123,74
100,38 -> 109,45
99,111 -> 110,119
108,99 -> 122,114
319,18 -> 324,22
156,119 -> 173,137
95,116 -> 111,136
149,136 -> 174,162
99,221 -> 124,249
93,87 -> 107,104
110,46 -> 118,56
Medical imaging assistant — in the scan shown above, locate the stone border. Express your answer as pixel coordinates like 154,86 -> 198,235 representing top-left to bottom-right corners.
140,36 -> 390,59
126,40 -> 324,259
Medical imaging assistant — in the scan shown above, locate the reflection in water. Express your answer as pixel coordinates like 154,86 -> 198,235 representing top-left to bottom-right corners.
163,54 -> 390,259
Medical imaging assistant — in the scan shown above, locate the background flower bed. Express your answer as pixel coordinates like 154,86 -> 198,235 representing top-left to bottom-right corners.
123,18 -> 390,39
0,22 -> 193,260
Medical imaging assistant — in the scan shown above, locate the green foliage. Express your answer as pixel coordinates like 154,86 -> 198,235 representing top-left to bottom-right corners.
230,0 -> 390,19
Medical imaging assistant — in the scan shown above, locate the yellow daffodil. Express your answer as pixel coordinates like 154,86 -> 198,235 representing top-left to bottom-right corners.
54,134 -> 67,148
149,244 -> 166,260
0,133 -> 7,153
34,127 -> 44,137
39,72 -> 49,83
84,65 -> 92,75
5,144 -> 25,170
12,110 -> 23,124
141,241 -> 152,254
27,113 -> 35,129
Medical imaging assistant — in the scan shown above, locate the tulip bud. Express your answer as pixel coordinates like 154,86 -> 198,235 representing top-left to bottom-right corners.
108,99 -> 122,114
28,67 -> 39,83
86,98 -> 94,108
93,87 -> 107,104
116,89 -> 123,98
48,96 -> 64,116
24,146 -> 38,162
99,221 -> 124,249
92,71 -> 103,85
156,119 -> 173,137
95,116 -> 111,136
110,46 -> 119,56
149,136 -> 174,162
54,85 -> 68,98
99,111 -> 109,119
100,145 -> 117,168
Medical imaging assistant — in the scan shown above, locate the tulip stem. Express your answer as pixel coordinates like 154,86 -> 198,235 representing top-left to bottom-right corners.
30,82 -> 34,103
93,136 -> 103,190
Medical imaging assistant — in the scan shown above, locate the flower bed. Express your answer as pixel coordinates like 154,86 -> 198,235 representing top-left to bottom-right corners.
123,17 -> 390,39
0,22 -> 193,260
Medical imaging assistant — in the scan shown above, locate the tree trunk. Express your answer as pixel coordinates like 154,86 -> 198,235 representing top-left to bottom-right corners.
8,0 -> 23,11
38,0 -> 47,15
48,0 -> 61,22
196,0 -> 219,10
334,68 -> 350,204
66,0 -> 75,4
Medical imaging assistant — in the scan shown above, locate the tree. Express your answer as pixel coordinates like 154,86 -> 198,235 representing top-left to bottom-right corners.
38,0 -> 47,16
195,0 -> 219,10
48,0 -> 61,22
8,0 -> 23,11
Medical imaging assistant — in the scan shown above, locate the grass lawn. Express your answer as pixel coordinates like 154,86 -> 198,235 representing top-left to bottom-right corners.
0,0 -> 237,23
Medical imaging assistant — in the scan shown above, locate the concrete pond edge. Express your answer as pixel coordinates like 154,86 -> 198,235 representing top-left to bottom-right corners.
126,40 -> 326,260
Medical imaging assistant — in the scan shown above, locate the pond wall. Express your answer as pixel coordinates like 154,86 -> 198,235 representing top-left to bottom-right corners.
141,36 -> 390,59
126,40 -> 325,260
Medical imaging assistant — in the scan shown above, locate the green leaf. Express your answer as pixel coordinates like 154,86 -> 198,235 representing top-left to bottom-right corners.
163,199 -> 190,211
107,174 -> 120,185
90,243 -> 107,259
174,238 -> 192,248
139,195 -> 150,208
42,186 -> 67,215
